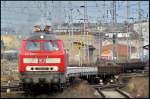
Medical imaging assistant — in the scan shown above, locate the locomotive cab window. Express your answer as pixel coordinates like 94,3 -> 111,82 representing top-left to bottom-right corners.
26,41 -> 40,51
44,41 -> 59,51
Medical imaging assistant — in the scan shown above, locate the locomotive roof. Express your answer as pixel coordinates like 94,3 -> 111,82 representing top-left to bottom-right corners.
26,32 -> 58,40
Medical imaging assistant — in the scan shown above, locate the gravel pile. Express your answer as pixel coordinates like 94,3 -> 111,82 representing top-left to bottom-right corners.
122,76 -> 149,98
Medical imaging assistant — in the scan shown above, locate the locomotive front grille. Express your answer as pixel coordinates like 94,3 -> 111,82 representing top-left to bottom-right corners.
26,66 -> 58,71
35,67 -> 49,70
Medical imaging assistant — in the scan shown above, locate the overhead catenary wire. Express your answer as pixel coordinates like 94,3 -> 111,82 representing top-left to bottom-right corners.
2,1 -> 149,28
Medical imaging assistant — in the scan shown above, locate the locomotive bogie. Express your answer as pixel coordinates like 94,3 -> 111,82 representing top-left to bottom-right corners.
21,72 -> 66,84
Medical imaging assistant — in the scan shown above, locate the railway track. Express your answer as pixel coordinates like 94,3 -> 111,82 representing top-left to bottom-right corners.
120,70 -> 149,78
1,84 -> 22,93
95,87 -> 133,98
1,80 -> 22,93
90,83 -> 126,89
92,83 -> 133,98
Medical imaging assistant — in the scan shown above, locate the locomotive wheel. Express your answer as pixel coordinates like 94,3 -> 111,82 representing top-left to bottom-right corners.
22,83 -> 34,95
58,83 -> 64,92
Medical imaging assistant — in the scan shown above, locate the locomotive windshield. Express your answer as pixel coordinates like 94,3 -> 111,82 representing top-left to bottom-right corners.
26,41 -> 40,51
44,41 -> 58,51
25,40 -> 59,51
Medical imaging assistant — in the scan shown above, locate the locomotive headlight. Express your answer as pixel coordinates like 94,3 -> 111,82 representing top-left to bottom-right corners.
53,66 -> 58,71
40,35 -> 44,39
55,48 -> 59,51
110,79 -> 113,83
26,66 -> 31,71
49,66 -> 58,71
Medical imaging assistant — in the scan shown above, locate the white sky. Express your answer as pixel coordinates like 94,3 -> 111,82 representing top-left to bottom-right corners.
1,1 -> 149,28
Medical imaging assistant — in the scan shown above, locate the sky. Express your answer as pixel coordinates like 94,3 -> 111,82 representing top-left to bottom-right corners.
1,1 -> 149,30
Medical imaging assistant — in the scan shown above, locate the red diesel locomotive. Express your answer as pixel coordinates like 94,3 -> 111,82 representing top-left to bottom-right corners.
19,25 -> 68,91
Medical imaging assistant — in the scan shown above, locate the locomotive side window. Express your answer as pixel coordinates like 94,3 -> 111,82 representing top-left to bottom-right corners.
26,41 -> 40,51
44,41 -> 58,51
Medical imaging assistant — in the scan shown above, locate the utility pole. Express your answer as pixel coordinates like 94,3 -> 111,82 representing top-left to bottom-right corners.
112,1 -> 117,60
99,32 -> 102,61
112,1 -> 117,24
83,1 -> 86,64
3,1 -> 6,7
68,1 -> 73,65
129,2 -> 132,61
82,1 -> 90,65
103,1 -> 106,23
99,1 -> 106,61
126,1 -> 131,61
98,24 -> 101,61
84,1 -> 90,64
138,1 -> 144,60
68,1 -> 73,41
58,1 -> 62,32
70,2 -> 74,52
98,25 -> 102,61
44,1 -> 47,18
80,1 -> 87,65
